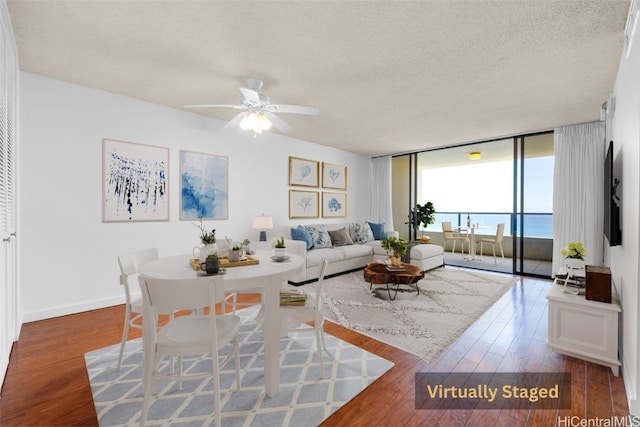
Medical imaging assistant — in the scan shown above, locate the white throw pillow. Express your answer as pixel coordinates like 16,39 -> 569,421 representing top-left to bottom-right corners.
351,222 -> 375,243
303,224 -> 332,248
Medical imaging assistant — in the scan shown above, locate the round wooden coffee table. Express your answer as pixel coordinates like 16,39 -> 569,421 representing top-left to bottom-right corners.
363,262 -> 424,300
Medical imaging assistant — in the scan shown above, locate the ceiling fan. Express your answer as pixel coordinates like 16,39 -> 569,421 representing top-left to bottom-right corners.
184,79 -> 319,134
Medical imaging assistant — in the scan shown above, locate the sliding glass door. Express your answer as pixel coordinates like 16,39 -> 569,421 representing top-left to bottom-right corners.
514,133 -> 554,276
391,131 -> 554,278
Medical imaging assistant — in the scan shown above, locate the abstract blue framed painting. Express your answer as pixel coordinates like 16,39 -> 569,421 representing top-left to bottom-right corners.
102,139 -> 169,222
180,150 -> 228,220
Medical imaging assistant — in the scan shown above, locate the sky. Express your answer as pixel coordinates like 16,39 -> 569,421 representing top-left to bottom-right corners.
421,156 -> 554,213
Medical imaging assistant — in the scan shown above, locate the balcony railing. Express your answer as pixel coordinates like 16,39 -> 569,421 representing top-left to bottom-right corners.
420,211 -> 552,238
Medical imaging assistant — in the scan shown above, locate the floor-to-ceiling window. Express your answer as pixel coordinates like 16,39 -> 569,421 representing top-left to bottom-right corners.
515,133 -> 554,276
392,132 -> 553,277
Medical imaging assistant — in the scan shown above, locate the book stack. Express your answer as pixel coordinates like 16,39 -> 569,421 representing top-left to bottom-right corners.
280,288 -> 307,306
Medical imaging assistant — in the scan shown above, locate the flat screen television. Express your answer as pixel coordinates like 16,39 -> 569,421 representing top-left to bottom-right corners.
604,140 -> 621,246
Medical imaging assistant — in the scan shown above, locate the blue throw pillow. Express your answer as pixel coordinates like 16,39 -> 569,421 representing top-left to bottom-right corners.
367,221 -> 386,240
291,226 -> 313,250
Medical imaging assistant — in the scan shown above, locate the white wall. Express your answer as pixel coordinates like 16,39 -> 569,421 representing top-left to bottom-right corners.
18,72 -> 372,322
609,4 -> 640,415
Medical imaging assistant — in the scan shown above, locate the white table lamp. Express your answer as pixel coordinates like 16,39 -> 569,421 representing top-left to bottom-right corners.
252,215 -> 273,241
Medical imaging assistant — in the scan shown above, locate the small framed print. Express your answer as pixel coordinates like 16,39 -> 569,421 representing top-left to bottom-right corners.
322,162 -> 347,190
322,192 -> 347,217
289,156 -> 319,187
289,190 -> 319,218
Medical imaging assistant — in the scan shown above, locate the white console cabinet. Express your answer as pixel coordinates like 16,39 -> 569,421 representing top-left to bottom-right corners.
546,284 -> 621,376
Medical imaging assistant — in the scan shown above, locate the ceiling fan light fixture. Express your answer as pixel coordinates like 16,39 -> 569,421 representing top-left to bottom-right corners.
469,151 -> 482,160
240,112 -> 272,134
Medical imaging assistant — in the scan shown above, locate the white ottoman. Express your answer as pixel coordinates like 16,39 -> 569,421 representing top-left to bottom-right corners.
410,244 -> 445,271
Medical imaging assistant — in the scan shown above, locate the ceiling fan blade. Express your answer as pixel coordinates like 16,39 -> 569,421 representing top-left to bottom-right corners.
239,87 -> 262,106
265,104 -> 319,115
184,104 -> 247,109
263,112 -> 292,133
224,111 -> 249,129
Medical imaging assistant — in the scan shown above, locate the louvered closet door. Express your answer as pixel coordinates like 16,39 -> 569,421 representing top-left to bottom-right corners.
0,2 -> 19,391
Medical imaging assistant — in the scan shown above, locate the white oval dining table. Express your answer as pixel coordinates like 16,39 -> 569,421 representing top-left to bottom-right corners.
139,250 -> 304,397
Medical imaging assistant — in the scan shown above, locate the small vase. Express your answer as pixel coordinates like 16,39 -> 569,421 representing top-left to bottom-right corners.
273,247 -> 287,258
565,258 -> 586,277
204,258 -> 219,274
193,243 -> 218,263
228,249 -> 245,262
390,255 -> 402,267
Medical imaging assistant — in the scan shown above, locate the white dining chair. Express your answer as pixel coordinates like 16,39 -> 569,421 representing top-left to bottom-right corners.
218,239 -> 265,316
116,248 -> 159,370
477,223 -> 506,264
442,221 -> 469,255
280,259 -> 329,378
137,275 -> 241,427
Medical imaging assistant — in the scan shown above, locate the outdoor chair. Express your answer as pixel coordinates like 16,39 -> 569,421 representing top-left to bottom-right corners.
442,221 -> 469,255
477,223 -> 505,264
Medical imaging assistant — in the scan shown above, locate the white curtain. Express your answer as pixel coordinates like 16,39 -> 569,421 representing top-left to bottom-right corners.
370,156 -> 394,230
552,122 -> 605,275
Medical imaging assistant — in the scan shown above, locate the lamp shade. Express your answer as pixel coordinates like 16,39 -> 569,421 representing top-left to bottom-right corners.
252,215 -> 273,241
252,216 -> 273,230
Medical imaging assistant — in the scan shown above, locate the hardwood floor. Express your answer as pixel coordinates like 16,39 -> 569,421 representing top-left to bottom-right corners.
0,273 -> 630,426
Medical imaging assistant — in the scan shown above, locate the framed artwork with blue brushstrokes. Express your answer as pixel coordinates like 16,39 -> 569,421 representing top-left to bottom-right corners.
289,156 -> 319,187
322,192 -> 347,218
102,139 -> 169,222
322,162 -> 347,190
179,150 -> 228,220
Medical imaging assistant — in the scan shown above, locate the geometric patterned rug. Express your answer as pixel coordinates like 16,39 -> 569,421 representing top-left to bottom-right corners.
84,305 -> 394,426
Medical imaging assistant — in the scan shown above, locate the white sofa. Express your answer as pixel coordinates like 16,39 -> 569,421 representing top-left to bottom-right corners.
284,222 -> 445,284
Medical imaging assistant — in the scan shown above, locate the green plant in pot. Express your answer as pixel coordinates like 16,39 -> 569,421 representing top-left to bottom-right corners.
408,201 -> 436,242
273,236 -> 287,257
204,253 -> 219,274
241,238 -> 251,254
228,244 -> 244,262
194,219 -> 216,245
381,236 -> 408,267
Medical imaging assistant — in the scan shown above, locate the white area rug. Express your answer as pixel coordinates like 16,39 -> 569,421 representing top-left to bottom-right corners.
85,306 -> 393,426
317,267 -> 517,363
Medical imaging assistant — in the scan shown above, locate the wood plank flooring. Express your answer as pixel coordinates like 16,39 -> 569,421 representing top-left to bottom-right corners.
0,272 -> 630,426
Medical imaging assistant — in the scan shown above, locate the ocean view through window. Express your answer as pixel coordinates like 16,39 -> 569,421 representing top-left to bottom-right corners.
392,131 -> 554,277
425,212 -> 552,238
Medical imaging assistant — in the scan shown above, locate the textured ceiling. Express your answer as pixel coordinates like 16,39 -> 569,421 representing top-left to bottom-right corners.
7,0 -> 630,157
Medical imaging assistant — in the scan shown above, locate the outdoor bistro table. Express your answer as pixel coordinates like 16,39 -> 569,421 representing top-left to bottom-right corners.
363,262 -> 425,300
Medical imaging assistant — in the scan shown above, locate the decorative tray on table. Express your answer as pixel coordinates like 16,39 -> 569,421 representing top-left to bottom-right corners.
219,256 -> 260,268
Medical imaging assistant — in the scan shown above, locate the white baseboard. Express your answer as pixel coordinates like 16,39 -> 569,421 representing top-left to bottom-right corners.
20,295 -> 125,323
622,360 -> 639,416
0,352 -> 8,393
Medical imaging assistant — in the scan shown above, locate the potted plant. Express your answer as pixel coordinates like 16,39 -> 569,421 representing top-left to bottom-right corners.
204,253 -> 219,274
228,244 -> 245,262
408,202 -> 436,243
381,236 -> 408,267
273,236 -> 286,257
241,238 -> 251,254
561,241 -> 586,277
192,219 -> 217,262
